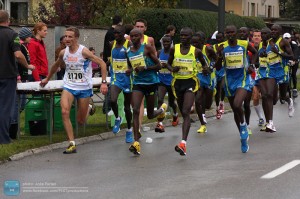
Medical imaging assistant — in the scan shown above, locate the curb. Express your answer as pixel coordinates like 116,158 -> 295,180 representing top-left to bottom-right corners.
5,108 -> 232,163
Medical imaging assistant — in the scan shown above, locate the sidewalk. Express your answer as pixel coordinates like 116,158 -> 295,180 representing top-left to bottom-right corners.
6,102 -> 231,163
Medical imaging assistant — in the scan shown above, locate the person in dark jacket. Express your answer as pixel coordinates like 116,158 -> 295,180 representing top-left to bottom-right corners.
0,11 -> 34,144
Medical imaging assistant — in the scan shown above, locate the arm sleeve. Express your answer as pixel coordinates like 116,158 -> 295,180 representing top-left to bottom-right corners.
11,32 -> 21,52
28,43 -> 40,81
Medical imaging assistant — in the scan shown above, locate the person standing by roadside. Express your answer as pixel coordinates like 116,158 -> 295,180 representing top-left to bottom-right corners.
40,27 -> 108,154
0,10 -> 35,144
160,25 -> 176,49
28,22 -> 48,81
9,27 -> 33,140
18,27 -> 32,111
55,35 -> 66,80
103,15 -> 123,64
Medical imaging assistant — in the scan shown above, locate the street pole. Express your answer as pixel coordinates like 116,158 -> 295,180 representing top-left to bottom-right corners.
218,0 -> 225,32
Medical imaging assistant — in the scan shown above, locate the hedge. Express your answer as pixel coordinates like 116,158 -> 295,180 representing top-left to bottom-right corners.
135,8 -> 266,48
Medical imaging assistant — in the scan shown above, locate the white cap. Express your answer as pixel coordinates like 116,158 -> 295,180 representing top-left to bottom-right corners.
283,33 -> 291,38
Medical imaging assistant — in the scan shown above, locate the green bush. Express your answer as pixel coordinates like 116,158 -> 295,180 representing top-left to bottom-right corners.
135,8 -> 266,48
242,16 -> 266,30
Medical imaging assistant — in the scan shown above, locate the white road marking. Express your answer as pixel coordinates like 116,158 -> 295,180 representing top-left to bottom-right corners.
261,160 -> 300,179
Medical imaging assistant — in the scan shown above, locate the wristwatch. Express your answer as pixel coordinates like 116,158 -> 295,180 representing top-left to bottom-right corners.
102,79 -> 107,84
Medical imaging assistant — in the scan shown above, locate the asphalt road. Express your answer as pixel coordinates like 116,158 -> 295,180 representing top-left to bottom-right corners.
1,101 -> 299,199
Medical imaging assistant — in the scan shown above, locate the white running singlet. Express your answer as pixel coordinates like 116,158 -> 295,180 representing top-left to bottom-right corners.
63,45 -> 93,90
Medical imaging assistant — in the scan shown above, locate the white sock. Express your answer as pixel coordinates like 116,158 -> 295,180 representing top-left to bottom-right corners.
159,122 -> 163,125
116,116 -> 120,120
70,141 -> 75,146
254,105 -> 263,119
173,113 -> 178,117
181,140 -> 186,144
269,120 -> 273,124
127,128 -> 132,132
240,122 -> 246,126
202,114 -> 206,118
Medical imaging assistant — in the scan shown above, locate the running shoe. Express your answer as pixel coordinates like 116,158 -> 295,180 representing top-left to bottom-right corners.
240,124 -> 249,153
216,110 -> 222,119
172,115 -> 179,126
292,89 -> 298,98
155,123 -> 165,133
157,103 -> 168,119
258,118 -> 264,126
266,122 -> 276,133
247,127 -> 252,135
175,142 -> 186,156
202,114 -> 207,124
197,125 -> 207,134
112,117 -> 122,134
260,123 -> 267,131
63,143 -> 77,154
125,130 -> 134,143
288,98 -> 295,117
219,102 -> 225,114
89,98 -> 96,115
129,141 -> 140,155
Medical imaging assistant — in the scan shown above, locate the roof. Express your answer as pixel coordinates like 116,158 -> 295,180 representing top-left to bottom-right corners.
180,0 -> 219,12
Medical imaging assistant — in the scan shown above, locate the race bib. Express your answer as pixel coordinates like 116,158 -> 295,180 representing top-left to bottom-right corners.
267,51 -> 281,66
113,58 -> 127,73
129,54 -> 146,69
173,58 -> 193,75
225,51 -> 244,69
259,57 -> 268,68
67,67 -> 84,83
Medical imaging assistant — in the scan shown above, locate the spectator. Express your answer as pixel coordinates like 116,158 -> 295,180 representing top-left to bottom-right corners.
0,10 -> 34,144
28,22 -> 48,81
124,24 -> 134,38
55,35 -> 66,80
103,15 -> 123,64
89,47 -> 100,77
160,25 -> 176,49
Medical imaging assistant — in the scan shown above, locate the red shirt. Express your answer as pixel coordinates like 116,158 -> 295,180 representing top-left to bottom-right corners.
28,37 -> 48,81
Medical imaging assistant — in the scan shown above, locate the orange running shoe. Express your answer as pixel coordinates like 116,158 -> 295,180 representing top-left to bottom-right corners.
155,123 -> 165,133
172,115 -> 179,126
175,142 -> 186,156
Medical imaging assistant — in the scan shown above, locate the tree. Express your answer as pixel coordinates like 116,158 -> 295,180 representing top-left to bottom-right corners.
279,0 -> 300,18
31,0 -> 180,26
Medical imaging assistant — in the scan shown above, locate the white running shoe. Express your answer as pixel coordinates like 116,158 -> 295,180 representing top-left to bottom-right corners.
266,121 -> 276,133
288,98 -> 295,117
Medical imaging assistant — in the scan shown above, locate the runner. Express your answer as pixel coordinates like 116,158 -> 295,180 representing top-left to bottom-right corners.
257,27 -> 272,131
40,27 -> 108,154
213,31 -> 226,119
167,27 -> 208,156
155,35 -> 179,133
238,27 -> 255,135
126,28 -> 167,155
215,25 -> 257,153
191,31 -> 217,134
252,29 -> 265,126
108,25 -> 133,143
261,24 -> 294,132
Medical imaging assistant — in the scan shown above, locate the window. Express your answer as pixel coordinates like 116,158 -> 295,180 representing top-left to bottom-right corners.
10,1 -> 28,23
251,3 -> 255,16
268,5 -> 272,18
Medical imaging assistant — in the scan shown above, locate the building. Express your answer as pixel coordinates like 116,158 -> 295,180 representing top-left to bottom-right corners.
181,0 -> 280,18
